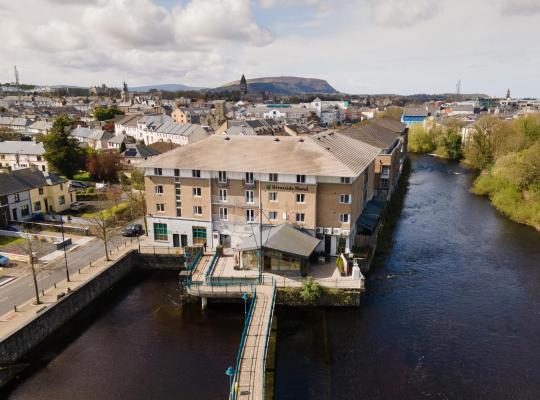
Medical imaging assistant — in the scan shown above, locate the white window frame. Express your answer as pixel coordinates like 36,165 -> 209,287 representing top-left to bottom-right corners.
193,206 -> 203,216
340,177 -> 351,184
269,173 -> 278,182
268,192 -> 277,202
154,168 -> 163,176
246,209 -> 255,223
192,169 -> 201,178
219,207 -> 228,221
296,193 -> 305,204
268,211 -> 277,221
339,213 -> 350,223
192,187 -> 202,197
340,194 -> 351,204
296,174 -> 306,183
219,188 -> 227,202
218,171 -> 228,183
245,172 -> 254,184
295,213 -> 305,223
245,190 -> 254,204
156,203 -> 165,212
155,185 -> 164,195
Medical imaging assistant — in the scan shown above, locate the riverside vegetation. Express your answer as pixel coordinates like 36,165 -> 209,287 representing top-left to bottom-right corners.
407,114 -> 540,230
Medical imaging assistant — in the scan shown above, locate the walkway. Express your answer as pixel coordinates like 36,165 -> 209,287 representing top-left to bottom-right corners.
186,254 -> 276,400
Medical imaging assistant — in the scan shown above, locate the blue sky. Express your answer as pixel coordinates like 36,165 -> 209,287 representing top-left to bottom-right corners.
1,0 -> 540,97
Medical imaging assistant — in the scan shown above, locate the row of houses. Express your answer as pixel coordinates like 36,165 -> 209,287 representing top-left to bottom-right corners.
139,118 -> 408,266
0,168 -> 75,226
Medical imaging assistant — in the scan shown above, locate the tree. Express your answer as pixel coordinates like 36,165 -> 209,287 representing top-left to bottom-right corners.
464,116 -> 505,169
17,228 -> 41,305
378,106 -> 403,121
408,125 -> 436,153
42,115 -> 85,178
300,278 -> 321,304
438,130 -> 463,160
130,169 -> 148,235
93,106 -> 124,121
86,150 -> 124,182
0,126 -> 21,141
88,211 -> 115,261
514,113 -> 540,143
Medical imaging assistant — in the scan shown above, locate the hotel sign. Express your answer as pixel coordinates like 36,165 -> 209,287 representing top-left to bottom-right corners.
266,184 -> 309,192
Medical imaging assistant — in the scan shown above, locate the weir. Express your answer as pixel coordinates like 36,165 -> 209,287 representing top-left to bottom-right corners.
186,252 -> 276,400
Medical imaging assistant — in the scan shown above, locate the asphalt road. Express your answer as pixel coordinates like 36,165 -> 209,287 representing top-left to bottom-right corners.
0,220 -> 144,316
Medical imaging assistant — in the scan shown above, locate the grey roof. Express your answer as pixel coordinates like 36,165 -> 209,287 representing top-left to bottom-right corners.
234,224 -> 320,257
123,144 -> 159,159
116,114 -> 142,127
0,168 -> 66,196
149,121 -> 206,137
370,118 -> 406,134
403,107 -> 428,117
140,131 -> 380,177
0,117 -> 31,127
0,141 -> 45,155
28,120 -> 53,131
71,127 -> 112,141
339,122 -> 400,149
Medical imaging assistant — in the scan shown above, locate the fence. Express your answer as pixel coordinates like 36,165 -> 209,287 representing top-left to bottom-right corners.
231,288 -> 257,400
262,279 -> 277,400
138,246 -> 184,256
204,253 -> 219,283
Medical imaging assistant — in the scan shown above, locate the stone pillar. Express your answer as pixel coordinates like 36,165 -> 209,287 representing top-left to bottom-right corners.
201,297 -> 208,310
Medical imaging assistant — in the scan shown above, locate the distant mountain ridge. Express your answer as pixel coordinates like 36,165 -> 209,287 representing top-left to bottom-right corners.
130,83 -> 205,92
214,76 -> 339,95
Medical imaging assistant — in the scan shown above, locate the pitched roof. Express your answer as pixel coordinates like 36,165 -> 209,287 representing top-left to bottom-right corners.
148,141 -> 180,154
123,144 -> 159,159
115,114 -> 142,127
0,141 -> 45,155
403,107 -> 428,117
339,122 -> 400,149
234,223 -> 321,257
0,168 -> 66,196
370,118 -> 406,133
140,131 -> 379,177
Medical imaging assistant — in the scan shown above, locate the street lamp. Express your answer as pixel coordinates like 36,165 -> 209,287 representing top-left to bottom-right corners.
241,293 -> 249,318
225,366 -> 235,400
60,216 -> 70,282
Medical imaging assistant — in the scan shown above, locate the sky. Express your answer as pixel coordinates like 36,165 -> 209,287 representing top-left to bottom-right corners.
0,0 -> 539,96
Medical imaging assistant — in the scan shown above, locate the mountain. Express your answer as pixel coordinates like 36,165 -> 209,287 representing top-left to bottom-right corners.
213,76 -> 339,95
129,83 -> 205,92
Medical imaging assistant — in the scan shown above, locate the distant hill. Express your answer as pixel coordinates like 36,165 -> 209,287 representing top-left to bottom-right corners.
213,76 -> 339,95
130,84 -> 205,92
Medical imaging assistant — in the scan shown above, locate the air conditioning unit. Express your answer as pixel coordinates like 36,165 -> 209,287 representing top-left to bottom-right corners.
333,228 -> 341,235
324,227 -> 332,235
341,229 -> 350,236
316,227 -> 324,234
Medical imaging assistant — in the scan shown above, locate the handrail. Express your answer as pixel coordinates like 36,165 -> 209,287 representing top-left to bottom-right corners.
231,288 -> 257,400
261,278 -> 277,400
204,253 -> 219,283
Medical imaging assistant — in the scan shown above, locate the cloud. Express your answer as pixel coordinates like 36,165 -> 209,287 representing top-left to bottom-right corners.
370,0 -> 441,27
22,21 -> 88,52
173,0 -> 273,46
502,0 -> 540,15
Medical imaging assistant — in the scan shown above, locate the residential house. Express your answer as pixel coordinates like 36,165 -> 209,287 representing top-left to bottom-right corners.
0,141 -> 48,171
122,143 -> 160,165
71,127 -> 114,150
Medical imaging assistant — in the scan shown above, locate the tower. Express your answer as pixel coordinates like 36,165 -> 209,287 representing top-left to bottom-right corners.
506,88 -> 511,99
239,74 -> 247,98
121,81 -> 129,102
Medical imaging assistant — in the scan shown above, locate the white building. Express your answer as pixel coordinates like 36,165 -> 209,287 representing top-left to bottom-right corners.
0,141 -> 47,171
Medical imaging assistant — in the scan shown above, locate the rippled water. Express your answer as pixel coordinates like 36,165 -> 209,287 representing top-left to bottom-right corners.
274,155 -> 540,400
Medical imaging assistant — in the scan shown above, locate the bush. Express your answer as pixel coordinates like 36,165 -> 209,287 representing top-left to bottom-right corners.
299,278 -> 321,304
408,125 -> 436,153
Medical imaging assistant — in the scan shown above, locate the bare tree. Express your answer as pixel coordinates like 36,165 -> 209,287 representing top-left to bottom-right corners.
17,227 -> 41,305
88,211 -> 115,261
130,169 -> 148,235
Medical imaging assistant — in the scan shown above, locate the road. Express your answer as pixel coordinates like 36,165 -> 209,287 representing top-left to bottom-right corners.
0,220 -> 144,316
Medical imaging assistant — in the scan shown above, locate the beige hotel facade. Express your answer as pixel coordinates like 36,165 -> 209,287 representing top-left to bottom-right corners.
141,132 -> 380,256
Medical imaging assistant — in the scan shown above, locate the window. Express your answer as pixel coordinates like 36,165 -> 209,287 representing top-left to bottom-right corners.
155,185 -> 164,194
34,201 -> 41,212
340,177 -> 351,184
268,211 -> 277,221
296,193 -> 305,203
245,172 -> 254,184
381,165 -> 390,177
60,184 -> 64,191
174,169 -> 180,177
156,203 -> 165,212
38,188 -> 44,195
59,195 -> 65,205
14,193 -> 20,202
245,190 -> 254,203
192,226 -> 207,245
193,206 -> 203,216
340,194 -> 351,204
21,204 -> 30,217
219,207 -> 228,220
339,213 -> 350,223
296,174 -> 306,183
176,208 -> 182,217
268,192 -> 277,202
218,171 -> 227,183
219,189 -> 227,202
246,209 -> 255,223
295,213 -> 305,223
192,187 -> 202,197
154,223 -> 168,241
269,173 -> 278,182
380,177 -> 389,189
175,187 -> 181,196
37,155 -> 42,161
154,168 -> 163,176
192,169 -> 200,178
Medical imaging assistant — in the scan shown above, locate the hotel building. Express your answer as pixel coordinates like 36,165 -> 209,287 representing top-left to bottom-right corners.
141,132 -> 381,256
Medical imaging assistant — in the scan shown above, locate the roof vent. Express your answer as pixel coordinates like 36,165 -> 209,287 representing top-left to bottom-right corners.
224,137 -> 230,141
299,138 -> 304,142
274,138 -> 280,142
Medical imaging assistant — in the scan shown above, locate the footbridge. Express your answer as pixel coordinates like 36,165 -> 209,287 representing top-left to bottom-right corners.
184,251 -> 276,400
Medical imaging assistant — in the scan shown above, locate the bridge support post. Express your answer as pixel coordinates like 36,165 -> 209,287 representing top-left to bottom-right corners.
201,296 -> 208,310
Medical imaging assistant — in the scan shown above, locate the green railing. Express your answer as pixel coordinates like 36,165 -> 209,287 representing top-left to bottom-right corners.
204,253 -> 219,283
261,279 -> 277,399
230,288 -> 257,400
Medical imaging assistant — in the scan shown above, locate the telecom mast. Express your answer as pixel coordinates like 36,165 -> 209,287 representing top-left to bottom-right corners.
14,65 -> 21,102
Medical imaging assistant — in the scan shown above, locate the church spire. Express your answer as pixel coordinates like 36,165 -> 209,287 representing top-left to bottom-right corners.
239,74 -> 247,97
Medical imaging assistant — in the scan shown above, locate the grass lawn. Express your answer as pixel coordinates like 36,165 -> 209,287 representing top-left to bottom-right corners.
0,236 -> 25,247
81,201 -> 129,220
73,171 -> 93,182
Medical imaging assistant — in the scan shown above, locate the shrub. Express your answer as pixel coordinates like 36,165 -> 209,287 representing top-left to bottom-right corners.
299,278 -> 321,304
408,125 -> 436,153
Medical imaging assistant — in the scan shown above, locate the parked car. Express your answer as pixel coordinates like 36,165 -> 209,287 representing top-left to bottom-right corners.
0,255 -> 9,266
69,181 -> 90,190
122,224 -> 144,237
70,201 -> 88,212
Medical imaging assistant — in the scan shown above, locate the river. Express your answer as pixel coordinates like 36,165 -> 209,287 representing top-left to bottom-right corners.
3,155 -> 540,400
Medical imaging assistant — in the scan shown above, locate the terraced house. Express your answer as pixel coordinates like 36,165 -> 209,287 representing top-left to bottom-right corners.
141,132 -> 380,257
